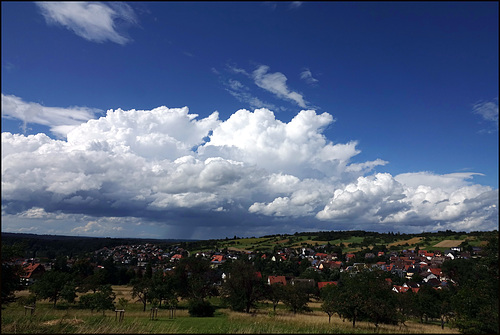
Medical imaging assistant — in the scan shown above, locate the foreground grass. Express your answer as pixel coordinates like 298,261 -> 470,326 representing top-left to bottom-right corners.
2,298 -> 459,334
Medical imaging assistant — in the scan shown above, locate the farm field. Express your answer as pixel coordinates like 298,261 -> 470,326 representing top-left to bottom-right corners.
1,287 -> 459,334
432,240 -> 465,248
220,233 -> 491,254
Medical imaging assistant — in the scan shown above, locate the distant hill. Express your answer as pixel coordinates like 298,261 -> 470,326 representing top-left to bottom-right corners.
2,229 -> 496,259
1,232 -> 197,259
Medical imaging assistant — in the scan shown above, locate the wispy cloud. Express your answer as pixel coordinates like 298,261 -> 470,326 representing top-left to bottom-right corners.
1,94 -> 101,138
36,2 -> 138,45
472,98 -> 498,132
300,68 -> 319,85
253,65 -> 307,108
224,79 -> 278,110
289,2 -> 303,10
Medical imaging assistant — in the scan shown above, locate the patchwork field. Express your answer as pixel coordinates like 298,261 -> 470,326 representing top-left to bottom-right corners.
433,240 -> 465,248
387,237 -> 422,247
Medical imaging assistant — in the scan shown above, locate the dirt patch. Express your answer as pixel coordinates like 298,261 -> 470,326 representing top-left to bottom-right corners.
433,240 -> 465,248
227,247 -> 251,253
273,239 -> 289,244
42,318 -> 84,326
387,237 -> 422,247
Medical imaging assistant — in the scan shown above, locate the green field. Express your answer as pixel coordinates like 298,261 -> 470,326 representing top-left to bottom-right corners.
1,288 -> 458,334
196,231 -> 492,254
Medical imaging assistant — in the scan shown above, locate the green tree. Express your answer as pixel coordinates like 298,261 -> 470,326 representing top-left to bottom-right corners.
79,269 -> 106,293
320,283 -> 338,323
330,270 -> 399,328
60,281 -> 77,304
145,262 -> 153,279
1,243 -> 24,307
172,256 -> 218,302
268,283 -> 285,312
29,271 -> 74,307
93,285 -> 116,316
281,282 -> 311,314
131,277 -> 152,312
78,285 -> 116,315
149,271 -> 177,308
411,284 -> 440,323
443,236 -> 498,334
222,260 -> 265,313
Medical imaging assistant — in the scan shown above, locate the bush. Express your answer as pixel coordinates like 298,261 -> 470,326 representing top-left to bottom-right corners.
187,299 -> 215,317
17,294 -> 36,307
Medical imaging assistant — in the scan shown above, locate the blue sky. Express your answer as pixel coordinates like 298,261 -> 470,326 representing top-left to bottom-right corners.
2,2 -> 498,239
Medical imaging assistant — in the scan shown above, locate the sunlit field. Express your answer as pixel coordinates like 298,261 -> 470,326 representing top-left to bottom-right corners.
1,286 -> 459,334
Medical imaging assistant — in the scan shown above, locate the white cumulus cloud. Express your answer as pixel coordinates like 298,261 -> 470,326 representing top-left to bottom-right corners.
2,103 -> 497,237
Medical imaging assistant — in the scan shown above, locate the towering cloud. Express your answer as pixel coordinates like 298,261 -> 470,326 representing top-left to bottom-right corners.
2,105 -> 497,237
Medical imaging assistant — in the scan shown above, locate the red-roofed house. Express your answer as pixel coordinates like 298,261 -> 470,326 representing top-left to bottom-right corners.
315,253 -> 328,259
392,285 -> 410,293
318,281 -> 338,289
346,253 -> 355,261
170,254 -> 183,262
20,263 -> 45,286
429,268 -> 442,279
268,275 -> 287,286
211,255 -> 226,264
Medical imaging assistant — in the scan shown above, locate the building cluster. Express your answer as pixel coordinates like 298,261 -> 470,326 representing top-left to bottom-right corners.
12,241 -> 483,294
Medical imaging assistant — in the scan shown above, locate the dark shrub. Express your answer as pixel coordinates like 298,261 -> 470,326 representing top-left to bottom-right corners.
187,299 -> 215,317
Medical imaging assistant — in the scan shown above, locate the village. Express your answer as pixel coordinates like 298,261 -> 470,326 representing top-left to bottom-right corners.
17,239 -> 483,294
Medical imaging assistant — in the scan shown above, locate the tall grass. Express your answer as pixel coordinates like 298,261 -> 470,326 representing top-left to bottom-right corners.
2,288 -> 459,334
2,303 -> 459,334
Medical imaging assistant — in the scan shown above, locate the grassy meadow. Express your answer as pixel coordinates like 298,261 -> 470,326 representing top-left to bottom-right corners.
2,286 -> 459,334
206,232 -> 490,254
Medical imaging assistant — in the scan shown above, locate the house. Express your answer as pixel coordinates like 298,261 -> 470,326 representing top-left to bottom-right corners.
20,263 -> 45,287
318,281 -> 338,289
345,253 -> 355,261
211,255 -> 226,264
392,285 -> 410,293
425,278 -> 441,287
268,275 -> 287,286
422,273 -> 438,282
364,253 -> 375,259
319,261 -> 342,270
445,251 -> 455,260
170,254 -> 183,262
315,253 -> 328,259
